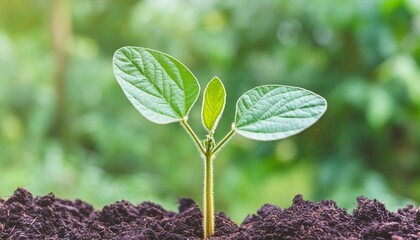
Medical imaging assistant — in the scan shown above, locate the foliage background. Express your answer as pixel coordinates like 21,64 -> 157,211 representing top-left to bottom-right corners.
1,0 -> 419,223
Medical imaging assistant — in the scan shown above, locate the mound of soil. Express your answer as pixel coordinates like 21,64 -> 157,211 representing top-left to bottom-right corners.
0,188 -> 419,239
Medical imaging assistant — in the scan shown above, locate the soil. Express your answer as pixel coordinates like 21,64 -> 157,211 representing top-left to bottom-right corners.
0,188 -> 419,239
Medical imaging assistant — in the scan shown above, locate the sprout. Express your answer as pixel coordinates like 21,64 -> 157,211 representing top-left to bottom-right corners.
113,47 -> 327,238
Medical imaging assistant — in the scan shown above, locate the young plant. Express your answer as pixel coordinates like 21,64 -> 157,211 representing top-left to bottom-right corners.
113,47 -> 327,238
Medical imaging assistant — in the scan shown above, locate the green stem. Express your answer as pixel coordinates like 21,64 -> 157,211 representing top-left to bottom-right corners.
181,118 -> 205,154
203,152 -> 214,239
211,127 -> 236,155
203,127 -> 236,238
181,120 -> 236,238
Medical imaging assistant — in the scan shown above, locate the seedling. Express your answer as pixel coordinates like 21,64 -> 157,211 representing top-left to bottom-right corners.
113,47 -> 327,238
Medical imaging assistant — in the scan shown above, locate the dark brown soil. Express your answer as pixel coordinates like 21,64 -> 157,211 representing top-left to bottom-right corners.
0,188 -> 419,239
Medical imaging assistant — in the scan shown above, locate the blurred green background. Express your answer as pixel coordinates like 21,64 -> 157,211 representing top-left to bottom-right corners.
1,0 -> 419,223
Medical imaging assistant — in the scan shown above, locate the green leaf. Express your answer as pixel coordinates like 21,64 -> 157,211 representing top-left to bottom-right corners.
201,76 -> 226,132
234,85 -> 327,141
113,47 -> 200,124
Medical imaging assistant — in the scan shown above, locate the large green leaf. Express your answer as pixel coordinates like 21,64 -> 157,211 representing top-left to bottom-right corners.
113,47 -> 200,124
234,85 -> 327,141
202,77 -> 226,132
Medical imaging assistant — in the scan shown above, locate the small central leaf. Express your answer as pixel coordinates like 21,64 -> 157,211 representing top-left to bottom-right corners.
202,77 -> 226,132
113,47 -> 200,124
234,85 -> 327,141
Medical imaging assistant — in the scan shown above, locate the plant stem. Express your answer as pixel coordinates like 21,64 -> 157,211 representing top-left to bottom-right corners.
181,118 -> 215,238
181,118 -> 205,154
202,127 -> 236,238
211,127 -> 236,155
181,120 -> 236,238
203,151 -> 214,238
